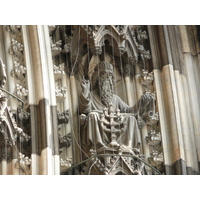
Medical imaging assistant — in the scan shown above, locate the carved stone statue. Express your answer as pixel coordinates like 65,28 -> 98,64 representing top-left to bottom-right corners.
79,61 -> 155,157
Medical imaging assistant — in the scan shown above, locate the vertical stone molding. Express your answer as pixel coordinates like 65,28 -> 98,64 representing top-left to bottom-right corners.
0,25 -> 199,175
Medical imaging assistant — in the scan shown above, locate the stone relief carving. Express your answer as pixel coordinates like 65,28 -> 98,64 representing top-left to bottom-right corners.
146,130 -> 161,145
137,29 -> 148,42
62,33 -> 71,54
114,25 -> 127,34
53,63 -> 65,80
79,61 -> 156,174
11,61 -> 26,80
48,26 -> 72,174
50,37 -> 62,56
0,58 -> 31,165
57,109 -> 69,125
148,150 -> 163,168
0,58 -> 8,121
139,70 -> 154,88
46,25 -> 160,175
9,39 -> 24,59
15,127 -> 30,142
55,86 -> 67,102
18,108 -> 30,121
132,26 -> 151,67
85,148 -> 146,175
6,25 -> 29,109
81,25 -> 101,38
57,109 -> 71,153
5,25 -> 21,36
115,46 -> 127,56
0,96 -> 7,121
59,132 -> 72,150
14,84 -> 28,99
60,157 -> 72,173
15,152 -> 31,175
90,46 -> 102,55
138,68 -> 164,173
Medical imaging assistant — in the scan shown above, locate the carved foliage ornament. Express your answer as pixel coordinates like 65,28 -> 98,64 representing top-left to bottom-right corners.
9,39 -> 24,58
55,86 -> 67,102
5,25 -> 21,36
15,152 -> 31,175
11,61 -> 26,80
53,63 -> 65,80
50,36 -> 62,56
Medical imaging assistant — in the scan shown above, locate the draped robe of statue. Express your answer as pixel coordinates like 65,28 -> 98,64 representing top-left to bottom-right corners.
79,61 -> 155,155
79,91 -> 140,151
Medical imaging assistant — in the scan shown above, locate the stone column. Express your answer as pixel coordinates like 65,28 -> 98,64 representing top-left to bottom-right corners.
179,25 -> 200,174
28,25 -> 58,175
22,25 -> 39,175
148,25 -> 187,174
160,26 -> 186,174
167,25 -> 198,174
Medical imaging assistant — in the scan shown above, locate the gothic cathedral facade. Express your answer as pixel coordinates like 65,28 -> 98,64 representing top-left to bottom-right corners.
0,25 -> 199,175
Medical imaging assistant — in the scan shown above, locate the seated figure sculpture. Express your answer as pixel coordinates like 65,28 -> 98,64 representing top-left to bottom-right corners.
79,61 -> 155,158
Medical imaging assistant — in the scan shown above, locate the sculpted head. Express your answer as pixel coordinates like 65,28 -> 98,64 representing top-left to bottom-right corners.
91,61 -> 115,106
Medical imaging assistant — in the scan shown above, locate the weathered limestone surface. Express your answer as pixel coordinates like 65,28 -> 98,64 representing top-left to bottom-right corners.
0,25 -> 199,175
